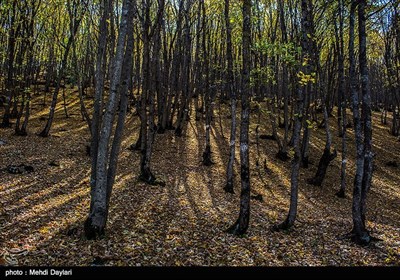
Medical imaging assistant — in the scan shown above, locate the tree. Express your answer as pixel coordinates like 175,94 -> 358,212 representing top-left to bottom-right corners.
307,0 -> 337,187
84,0 -> 135,239
224,0 -> 237,194
137,0 -> 165,184
336,0 -> 347,198
347,0 -> 374,245
1,0 -> 18,128
38,0 -> 87,137
273,0 -> 312,231
227,0 -> 251,236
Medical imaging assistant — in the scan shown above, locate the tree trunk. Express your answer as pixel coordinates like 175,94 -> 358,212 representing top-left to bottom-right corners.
273,0 -> 310,231
336,0 -> 347,198
201,0 -> 213,167
85,0 -> 134,240
139,0 -> 165,184
227,0 -> 251,236
349,0 -> 371,245
73,40 -> 92,133
278,0 -> 289,161
39,6 -> 85,137
89,0 -> 111,194
358,0 -> 373,243
1,0 -> 17,128
224,0 -> 237,194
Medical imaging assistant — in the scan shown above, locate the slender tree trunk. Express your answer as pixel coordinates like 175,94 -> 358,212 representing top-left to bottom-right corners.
201,0 -> 213,166
277,0 -> 290,161
358,0 -> 373,242
307,87 -> 337,187
1,0 -> 17,128
39,8 -> 85,137
273,0 -> 310,231
45,42 -> 55,94
89,0 -> 111,194
175,1 -> 193,136
139,0 -> 165,184
337,0 -> 347,197
106,19 -> 135,204
227,0 -> 251,236
301,85 -> 311,168
73,40 -> 92,132
85,0 -> 134,239
349,0 -> 371,245
224,0 -> 237,193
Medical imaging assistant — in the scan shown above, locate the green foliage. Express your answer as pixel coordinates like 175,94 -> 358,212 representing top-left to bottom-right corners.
252,41 -> 301,67
250,66 -> 275,86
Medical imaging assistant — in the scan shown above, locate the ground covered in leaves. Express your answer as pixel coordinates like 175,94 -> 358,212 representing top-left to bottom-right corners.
1,90 -> 400,266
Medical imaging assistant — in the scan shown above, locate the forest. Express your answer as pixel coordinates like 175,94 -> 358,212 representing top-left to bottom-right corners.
0,0 -> 399,267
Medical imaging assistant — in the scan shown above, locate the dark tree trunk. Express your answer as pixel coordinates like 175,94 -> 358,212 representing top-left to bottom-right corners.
39,4 -> 85,137
73,40 -> 92,133
1,0 -> 17,128
45,42 -> 55,94
89,0 -> 111,195
348,0 -> 371,245
278,0 -> 289,160
227,0 -> 251,236
201,0 -> 213,167
224,0 -> 237,194
106,19 -> 135,202
307,148 -> 337,187
273,0 -> 311,232
139,0 -> 165,184
301,86 -> 311,168
336,0 -> 347,198
358,0 -> 373,243
85,0 -> 134,240
175,0 -> 193,136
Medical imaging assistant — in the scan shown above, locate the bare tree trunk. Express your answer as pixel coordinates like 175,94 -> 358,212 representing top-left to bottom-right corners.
106,19 -> 135,203
201,0 -> 213,166
139,0 -> 165,184
277,0 -> 289,161
227,0 -> 251,236
308,3 -> 337,187
84,0 -> 134,239
224,0 -> 237,194
349,0 -> 371,245
273,0 -> 310,231
175,2 -> 193,136
307,90 -> 337,187
336,0 -> 347,198
89,0 -> 111,195
39,2 -> 86,137
1,0 -> 17,128
73,40 -> 92,132
358,0 -> 373,243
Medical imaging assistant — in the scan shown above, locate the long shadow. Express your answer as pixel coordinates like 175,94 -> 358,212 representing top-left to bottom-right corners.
1,169 -> 90,213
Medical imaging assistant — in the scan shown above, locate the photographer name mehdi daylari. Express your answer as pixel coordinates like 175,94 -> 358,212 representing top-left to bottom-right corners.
29,269 -> 72,276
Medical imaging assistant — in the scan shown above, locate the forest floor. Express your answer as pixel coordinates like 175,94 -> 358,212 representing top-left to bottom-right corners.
1,88 -> 400,266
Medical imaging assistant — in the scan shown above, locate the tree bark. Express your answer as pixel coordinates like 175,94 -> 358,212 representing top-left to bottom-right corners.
85,0 -> 134,239
89,0 -> 111,197
224,0 -> 237,193
273,0 -> 310,231
227,0 -> 251,236
349,0 -> 371,245
336,0 -> 347,198
1,0 -> 17,128
358,0 -> 373,243
39,1 -> 86,137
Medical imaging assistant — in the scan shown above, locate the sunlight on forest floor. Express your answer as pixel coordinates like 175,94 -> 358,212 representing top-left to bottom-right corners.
1,89 -> 400,266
